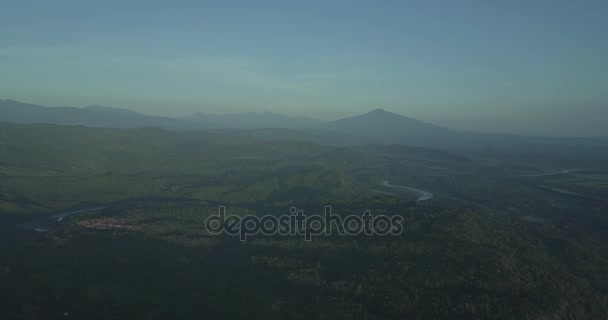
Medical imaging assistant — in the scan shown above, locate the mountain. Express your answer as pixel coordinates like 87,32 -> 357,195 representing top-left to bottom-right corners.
84,105 -> 148,116
0,99 -> 322,131
251,109 -> 608,153
320,108 -> 450,136
279,108 -> 453,146
2,99 -> 606,153
182,111 -> 322,129
0,99 -> 196,130
246,109 -> 454,146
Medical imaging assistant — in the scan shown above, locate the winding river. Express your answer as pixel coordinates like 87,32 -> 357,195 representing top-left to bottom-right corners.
520,169 -> 581,177
381,169 -> 591,201
20,168 -> 596,232
382,168 -> 602,202
382,180 -> 434,202
19,206 -> 107,232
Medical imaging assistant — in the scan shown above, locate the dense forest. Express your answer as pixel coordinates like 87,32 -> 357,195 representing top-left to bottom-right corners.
1,123 -> 608,319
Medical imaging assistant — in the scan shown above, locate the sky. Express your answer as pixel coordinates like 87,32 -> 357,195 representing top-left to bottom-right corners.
1,0 -> 607,136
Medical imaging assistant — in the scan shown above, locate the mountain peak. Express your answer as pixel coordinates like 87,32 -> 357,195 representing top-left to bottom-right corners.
368,108 -> 388,114
366,108 -> 400,118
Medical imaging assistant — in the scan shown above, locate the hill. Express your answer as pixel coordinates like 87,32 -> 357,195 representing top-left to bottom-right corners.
0,122 -> 377,215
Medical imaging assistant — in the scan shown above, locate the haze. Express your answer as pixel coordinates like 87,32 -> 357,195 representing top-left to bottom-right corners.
1,0 -> 607,136
3,2 -> 608,318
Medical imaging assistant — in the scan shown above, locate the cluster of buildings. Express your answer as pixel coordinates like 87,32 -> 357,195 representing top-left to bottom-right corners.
77,217 -> 143,231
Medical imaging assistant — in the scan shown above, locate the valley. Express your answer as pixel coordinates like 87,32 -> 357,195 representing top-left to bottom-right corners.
1,122 -> 607,319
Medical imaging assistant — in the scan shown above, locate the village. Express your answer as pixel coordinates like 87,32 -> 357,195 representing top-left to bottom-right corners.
77,217 -> 144,231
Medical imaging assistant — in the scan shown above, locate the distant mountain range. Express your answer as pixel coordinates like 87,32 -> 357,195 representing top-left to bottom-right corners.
2,99 -> 607,152
249,109 -> 608,152
183,111 -> 321,129
0,99 -> 193,130
0,99 -> 321,130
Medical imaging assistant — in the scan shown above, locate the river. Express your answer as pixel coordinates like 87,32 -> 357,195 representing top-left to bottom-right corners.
18,206 -> 107,232
520,169 -> 581,177
382,180 -> 434,202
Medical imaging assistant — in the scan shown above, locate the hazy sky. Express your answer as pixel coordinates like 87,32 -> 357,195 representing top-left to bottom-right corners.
1,0 -> 607,135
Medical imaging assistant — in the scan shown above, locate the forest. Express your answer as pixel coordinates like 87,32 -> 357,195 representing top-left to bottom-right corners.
1,123 -> 608,319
